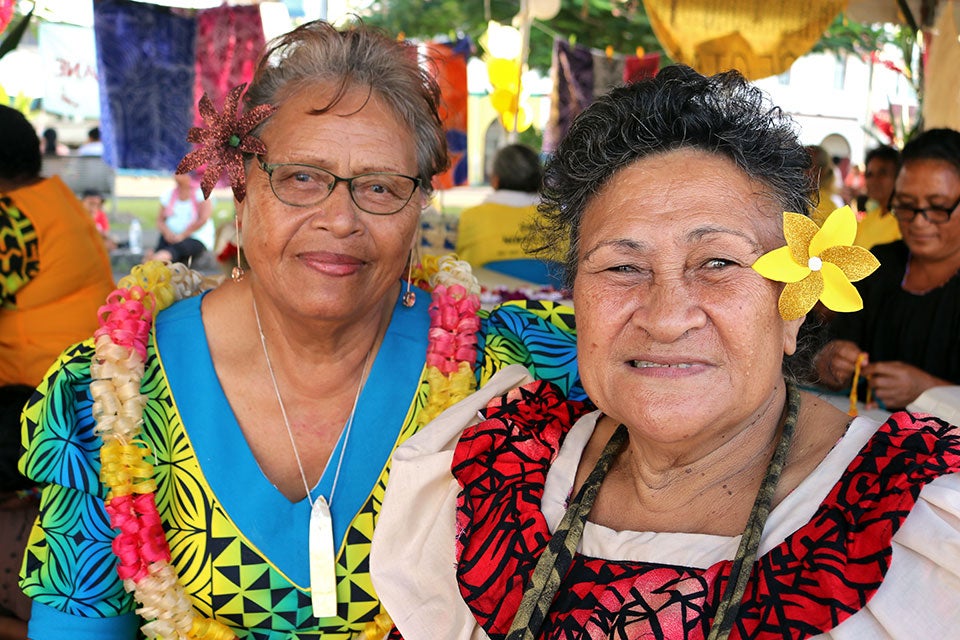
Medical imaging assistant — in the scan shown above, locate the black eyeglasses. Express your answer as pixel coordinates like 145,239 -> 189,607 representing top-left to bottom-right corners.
257,157 -> 421,215
889,195 -> 960,225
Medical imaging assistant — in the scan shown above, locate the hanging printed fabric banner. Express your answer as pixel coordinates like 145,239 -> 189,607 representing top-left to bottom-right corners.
642,0 -> 845,80
93,0 -> 197,170
194,4 -> 265,129
542,39 -> 593,154
425,38 -> 471,189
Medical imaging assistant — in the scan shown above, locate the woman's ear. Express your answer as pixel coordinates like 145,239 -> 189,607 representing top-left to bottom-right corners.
783,315 -> 805,356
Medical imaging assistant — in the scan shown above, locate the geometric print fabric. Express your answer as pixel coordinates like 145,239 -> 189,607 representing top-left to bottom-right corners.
21,300 -> 581,638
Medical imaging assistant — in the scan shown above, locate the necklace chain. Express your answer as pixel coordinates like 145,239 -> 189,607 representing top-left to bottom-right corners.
252,296 -> 372,508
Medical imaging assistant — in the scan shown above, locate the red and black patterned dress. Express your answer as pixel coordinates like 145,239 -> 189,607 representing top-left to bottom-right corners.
372,366 -> 960,640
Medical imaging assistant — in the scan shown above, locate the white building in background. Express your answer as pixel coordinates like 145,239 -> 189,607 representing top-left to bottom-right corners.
754,49 -> 919,165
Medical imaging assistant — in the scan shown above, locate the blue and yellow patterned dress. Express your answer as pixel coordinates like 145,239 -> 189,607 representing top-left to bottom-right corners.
19,287 -> 581,639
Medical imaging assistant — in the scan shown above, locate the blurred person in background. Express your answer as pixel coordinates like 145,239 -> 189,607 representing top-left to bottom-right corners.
806,144 -> 845,226
0,106 -> 114,640
40,128 -> 68,157
80,189 -> 117,251
0,105 -> 115,393
148,172 -> 215,265
77,126 -> 103,156
456,143 -> 560,286
853,144 -> 901,249
816,129 -> 960,409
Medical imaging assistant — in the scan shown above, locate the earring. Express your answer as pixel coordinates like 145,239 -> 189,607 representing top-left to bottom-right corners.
231,214 -> 245,282
402,250 -> 416,307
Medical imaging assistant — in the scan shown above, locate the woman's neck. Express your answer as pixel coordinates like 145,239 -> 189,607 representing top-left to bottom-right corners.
903,252 -> 960,294
0,175 -> 41,192
246,281 -> 397,383
586,385 -> 789,536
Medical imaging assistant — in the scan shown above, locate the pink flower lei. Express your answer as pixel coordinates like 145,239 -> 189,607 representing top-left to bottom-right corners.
94,257 -> 480,638
91,261 -> 231,640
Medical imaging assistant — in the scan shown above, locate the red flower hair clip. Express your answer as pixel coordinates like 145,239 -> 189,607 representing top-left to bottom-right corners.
176,83 -> 275,202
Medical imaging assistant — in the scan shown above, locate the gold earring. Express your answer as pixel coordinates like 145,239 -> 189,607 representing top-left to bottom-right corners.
231,215 -> 245,282
402,250 -> 416,307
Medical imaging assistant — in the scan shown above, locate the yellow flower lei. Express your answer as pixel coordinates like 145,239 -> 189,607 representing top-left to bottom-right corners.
93,258 -> 480,639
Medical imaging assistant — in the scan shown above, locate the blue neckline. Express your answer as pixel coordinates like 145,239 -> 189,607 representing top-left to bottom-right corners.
154,286 -> 430,586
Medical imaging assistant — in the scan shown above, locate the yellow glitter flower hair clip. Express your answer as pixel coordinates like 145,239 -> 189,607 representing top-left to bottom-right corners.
752,205 -> 880,320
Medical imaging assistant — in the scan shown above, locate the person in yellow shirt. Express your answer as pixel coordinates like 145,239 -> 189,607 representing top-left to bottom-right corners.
456,144 -> 560,285
806,144 -> 845,226
854,144 -> 901,249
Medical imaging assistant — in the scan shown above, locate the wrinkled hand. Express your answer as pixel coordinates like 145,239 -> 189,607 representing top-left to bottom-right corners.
863,361 -> 937,410
814,340 -> 863,389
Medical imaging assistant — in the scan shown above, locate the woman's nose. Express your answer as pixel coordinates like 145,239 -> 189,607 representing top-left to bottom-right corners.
312,182 -> 361,235
630,276 -> 707,342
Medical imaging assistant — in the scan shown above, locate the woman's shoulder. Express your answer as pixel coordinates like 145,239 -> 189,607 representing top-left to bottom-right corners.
19,338 -> 107,494
453,376 -> 589,484
478,300 -> 583,400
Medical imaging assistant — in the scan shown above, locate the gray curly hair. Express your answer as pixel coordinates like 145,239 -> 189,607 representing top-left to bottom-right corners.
244,20 -> 449,194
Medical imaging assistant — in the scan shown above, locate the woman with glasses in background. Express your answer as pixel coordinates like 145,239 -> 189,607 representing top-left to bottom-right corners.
815,128 -> 960,409
18,20 -> 581,640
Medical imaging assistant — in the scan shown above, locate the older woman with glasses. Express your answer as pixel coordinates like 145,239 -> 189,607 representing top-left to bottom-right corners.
815,128 -> 960,409
18,20 -> 581,640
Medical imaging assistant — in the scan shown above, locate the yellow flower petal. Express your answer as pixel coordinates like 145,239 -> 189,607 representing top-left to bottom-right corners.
778,272 -> 823,320
809,205 -> 857,257
819,261 -> 865,312
783,212 -> 819,264
820,245 -> 880,282
751,246 -> 810,283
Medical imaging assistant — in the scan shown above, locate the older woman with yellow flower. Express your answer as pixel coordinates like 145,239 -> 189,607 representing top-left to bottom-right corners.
371,66 -> 960,639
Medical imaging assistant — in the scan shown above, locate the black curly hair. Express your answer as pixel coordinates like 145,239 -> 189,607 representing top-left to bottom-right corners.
537,65 -> 813,288
0,105 -> 41,183
899,128 -> 960,175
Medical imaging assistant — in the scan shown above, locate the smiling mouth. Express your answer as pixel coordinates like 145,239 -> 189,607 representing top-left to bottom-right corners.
631,361 -> 695,369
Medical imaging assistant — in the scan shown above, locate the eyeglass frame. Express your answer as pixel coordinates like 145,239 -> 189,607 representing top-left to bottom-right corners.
888,194 -> 960,225
256,156 -> 422,215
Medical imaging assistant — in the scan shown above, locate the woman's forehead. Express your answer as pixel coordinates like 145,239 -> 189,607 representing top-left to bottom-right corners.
590,151 -> 780,216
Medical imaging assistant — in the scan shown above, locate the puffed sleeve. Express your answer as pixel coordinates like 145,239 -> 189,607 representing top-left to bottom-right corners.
823,471 -> 960,638
19,340 -> 139,639
477,300 -> 584,401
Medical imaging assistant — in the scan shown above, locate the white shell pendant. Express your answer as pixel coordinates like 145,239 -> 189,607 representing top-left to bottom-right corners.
309,496 -> 338,618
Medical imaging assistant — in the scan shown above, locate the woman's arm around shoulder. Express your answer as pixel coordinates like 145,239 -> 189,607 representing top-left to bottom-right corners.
372,366 -> 534,640
477,300 -> 583,401
19,340 -> 139,639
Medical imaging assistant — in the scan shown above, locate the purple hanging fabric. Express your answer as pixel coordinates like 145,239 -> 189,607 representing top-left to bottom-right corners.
93,0 -> 197,171
543,39 -> 594,154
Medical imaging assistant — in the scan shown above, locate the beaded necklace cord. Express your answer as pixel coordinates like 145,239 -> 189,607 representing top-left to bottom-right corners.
92,256 -> 479,639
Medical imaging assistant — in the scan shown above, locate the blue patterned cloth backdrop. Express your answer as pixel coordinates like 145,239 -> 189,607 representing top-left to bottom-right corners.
93,0 -> 197,171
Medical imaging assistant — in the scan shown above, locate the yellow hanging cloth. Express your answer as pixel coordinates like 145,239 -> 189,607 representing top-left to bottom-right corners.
641,0 -> 846,79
